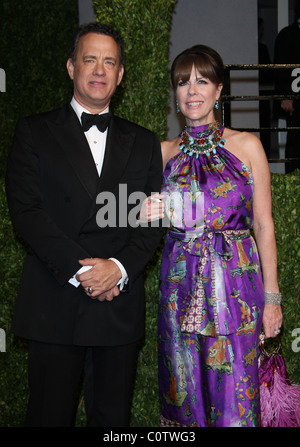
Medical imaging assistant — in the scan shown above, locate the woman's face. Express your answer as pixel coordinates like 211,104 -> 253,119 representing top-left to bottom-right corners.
176,64 -> 222,127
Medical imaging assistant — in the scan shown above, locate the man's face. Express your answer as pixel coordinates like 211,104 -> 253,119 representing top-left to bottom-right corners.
67,33 -> 124,113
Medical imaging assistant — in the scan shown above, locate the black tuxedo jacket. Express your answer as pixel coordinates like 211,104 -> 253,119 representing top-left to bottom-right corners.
5,104 -> 163,346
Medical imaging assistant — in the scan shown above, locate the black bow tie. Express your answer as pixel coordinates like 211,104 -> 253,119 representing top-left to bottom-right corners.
81,111 -> 112,132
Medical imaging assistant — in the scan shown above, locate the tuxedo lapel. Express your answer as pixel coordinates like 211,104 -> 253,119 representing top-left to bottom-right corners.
46,105 -> 99,199
46,107 -> 136,200
97,117 -> 135,193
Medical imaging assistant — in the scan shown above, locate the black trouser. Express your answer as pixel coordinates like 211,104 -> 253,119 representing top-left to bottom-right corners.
25,340 -> 138,427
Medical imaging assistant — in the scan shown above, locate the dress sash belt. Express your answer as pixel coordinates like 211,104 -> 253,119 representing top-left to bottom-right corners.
168,228 -> 251,335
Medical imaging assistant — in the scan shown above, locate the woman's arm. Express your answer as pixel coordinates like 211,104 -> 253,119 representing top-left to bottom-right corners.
247,134 -> 283,338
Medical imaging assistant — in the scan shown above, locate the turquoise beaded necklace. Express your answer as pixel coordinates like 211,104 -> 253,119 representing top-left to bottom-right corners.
179,121 -> 225,158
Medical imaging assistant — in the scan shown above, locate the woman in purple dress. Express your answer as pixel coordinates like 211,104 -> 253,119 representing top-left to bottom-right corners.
142,45 -> 282,427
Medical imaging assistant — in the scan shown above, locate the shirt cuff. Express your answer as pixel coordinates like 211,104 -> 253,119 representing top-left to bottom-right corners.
68,265 -> 92,287
109,258 -> 128,290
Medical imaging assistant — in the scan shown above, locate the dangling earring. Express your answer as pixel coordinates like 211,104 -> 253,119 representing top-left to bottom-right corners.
176,100 -> 180,113
214,100 -> 219,110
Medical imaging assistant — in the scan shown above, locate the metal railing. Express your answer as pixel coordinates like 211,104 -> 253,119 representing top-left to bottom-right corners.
221,64 -> 300,164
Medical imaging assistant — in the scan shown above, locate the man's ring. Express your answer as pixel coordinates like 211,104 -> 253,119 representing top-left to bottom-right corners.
88,286 -> 93,294
274,328 -> 280,334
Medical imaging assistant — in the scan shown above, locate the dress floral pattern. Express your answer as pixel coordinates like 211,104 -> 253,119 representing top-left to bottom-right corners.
158,123 -> 264,427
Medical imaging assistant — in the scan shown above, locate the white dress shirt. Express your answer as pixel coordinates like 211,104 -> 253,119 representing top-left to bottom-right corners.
68,97 -> 128,290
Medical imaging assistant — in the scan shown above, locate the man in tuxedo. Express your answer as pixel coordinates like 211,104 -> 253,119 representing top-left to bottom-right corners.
5,22 -> 163,427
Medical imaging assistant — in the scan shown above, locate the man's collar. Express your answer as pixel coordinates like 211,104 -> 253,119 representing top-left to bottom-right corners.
70,97 -> 109,123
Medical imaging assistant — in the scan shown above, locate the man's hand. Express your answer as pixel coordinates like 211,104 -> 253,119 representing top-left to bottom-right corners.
76,258 -> 122,299
94,286 -> 120,302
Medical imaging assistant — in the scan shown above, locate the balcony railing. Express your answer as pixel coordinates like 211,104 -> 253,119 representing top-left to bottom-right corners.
221,64 -> 299,164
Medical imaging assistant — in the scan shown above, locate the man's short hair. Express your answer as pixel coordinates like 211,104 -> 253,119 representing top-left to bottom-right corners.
70,22 -> 124,65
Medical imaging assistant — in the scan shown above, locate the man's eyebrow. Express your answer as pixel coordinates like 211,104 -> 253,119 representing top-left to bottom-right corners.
104,56 -> 117,62
82,55 -> 117,62
83,54 -> 97,59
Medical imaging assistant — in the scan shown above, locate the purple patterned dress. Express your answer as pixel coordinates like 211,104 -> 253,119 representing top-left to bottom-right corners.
158,123 -> 264,427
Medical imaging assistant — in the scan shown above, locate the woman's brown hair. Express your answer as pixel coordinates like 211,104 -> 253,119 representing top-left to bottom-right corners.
171,44 -> 224,89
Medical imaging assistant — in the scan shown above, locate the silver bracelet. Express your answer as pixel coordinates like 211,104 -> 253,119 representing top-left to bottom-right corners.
264,291 -> 282,305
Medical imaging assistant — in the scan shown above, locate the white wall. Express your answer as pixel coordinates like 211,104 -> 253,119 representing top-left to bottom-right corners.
168,0 -> 259,138
78,0 -> 95,24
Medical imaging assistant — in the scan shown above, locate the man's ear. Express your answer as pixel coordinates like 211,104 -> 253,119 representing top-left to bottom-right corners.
66,58 -> 75,80
117,64 -> 124,86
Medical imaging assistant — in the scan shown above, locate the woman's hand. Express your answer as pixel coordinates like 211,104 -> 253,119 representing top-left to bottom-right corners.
138,193 -> 165,222
262,304 -> 283,338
